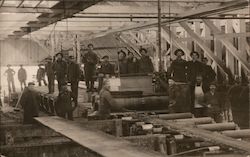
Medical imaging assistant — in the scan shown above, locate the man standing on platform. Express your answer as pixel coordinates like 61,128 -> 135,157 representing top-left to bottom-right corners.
36,64 -> 47,86
82,44 -> 98,92
45,57 -> 55,94
67,55 -> 81,106
18,64 -> 27,91
4,64 -> 16,93
138,48 -> 154,73
53,52 -> 68,92
20,82 -> 40,124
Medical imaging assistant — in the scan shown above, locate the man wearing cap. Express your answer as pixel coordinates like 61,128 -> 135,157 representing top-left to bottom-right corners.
18,65 -> 27,91
20,82 -> 40,124
36,64 -> 47,86
98,55 -> 114,91
82,44 -> 98,92
4,64 -> 16,93
45,57 -> 55,94
202,57 -> 216,92
127,51 -> 139,74
67,55 -> 81,105
53,52 -> 68,92
138,48 -> 154,73
167,49 -> 188,82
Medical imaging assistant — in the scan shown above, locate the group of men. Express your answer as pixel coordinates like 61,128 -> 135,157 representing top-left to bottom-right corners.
168,49 -> 223,122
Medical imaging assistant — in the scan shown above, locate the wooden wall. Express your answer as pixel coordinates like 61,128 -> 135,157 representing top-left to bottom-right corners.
0,39 -> 49,66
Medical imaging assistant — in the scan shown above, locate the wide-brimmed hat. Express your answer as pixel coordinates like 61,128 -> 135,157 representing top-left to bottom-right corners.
102,55 -> 109,59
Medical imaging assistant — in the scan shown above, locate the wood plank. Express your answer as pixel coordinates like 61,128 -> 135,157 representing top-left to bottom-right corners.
35,116 -> 165,157
147,118 -> 250,153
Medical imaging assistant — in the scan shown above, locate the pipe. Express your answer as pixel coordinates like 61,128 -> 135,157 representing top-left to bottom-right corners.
197,122 -> 237,131
170,117 -> 213,125
221,129 -> 250,138
158,113 -> 193,120
113,96 -> 168,111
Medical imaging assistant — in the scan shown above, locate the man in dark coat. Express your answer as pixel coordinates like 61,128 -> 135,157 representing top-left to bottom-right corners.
127,51 -> 139,74
53,52 -> 67,92
18,64 -> 27,91
138,48 -> 154,73
167,49 -> 188,82
202,57 -> 216,92
20,82 -> 40,124
82,44 -> 98,92
5,64 -> 16,93
67,55 -> 81,105
36,64 -> 47,86
45,57 -> 55,94
187,51 -> 204,84
116,50 -> 128,75
98,55 -> 114,91
55,84 -> 75,120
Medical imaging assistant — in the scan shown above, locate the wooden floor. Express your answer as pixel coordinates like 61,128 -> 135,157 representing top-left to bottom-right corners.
35,116 -> 165,157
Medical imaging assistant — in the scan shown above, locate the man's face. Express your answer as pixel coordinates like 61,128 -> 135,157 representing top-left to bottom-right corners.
176,51 -> 183,58
57,55 -> 62,60
141,50 -> 147,56
103,57 -> 109,62
196,76 -> 202,83
28,85 -> 35,91
88,45 -> 94,51
128,53 -> 133,58
209,85 -> 216,92
118,52 -> 125,59
192,53 -> 199,61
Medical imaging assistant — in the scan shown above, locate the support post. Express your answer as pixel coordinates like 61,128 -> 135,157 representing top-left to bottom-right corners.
157,0 -> 162,72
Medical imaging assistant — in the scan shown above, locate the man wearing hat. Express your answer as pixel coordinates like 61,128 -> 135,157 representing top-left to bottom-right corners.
67,55 -> 81,105
18,64 -> 27,91
167,49 -> 188,82
98,55 -> 114,91
127,51 -> 139,74
82,44 -> 98,92
53,52 -> 68,92
20,82 -> 40,124
203,82 -> 223,123
138,48 -> 154,73
36,64 -> 47,86
4,64 -> 16,93
45,56 -> 55,94
202,57 -> 216,92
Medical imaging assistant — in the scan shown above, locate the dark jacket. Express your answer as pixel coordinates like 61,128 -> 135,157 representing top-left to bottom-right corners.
55,89 -> 74,114
45,62 -> 55,78
36,68 -> 46,80
203,91 -> 221,111
187,61 -> 204,84
203,65 -> 216,83
127,57 -> 139,74
20,88 -> 40,124
67,62 -> 81,82
82,51 -> 98,67
100,62 -> 114,75
53,60 -> 67,79
18,68 -> 27,81
5,68 -> 15,81
138,56 -> 154,73
168,58 -> 187,82
117,59 -> 128,74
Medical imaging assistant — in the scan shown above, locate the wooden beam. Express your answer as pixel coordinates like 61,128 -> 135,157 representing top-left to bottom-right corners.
179,21 -> 228,75
17,0 -> 25,8
0,0 -> 5,7
203,19 -> 250,73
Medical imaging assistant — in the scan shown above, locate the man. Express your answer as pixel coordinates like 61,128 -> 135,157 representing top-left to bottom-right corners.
127,51 -> 139,74
202,57 -> 216,92
20,82 -> 40,124
36,64 -> 47,86
193,75 -> 206,117
138,48 -> 154,73
45,57 -> 55,94
167,49 -> 188,83
17,65 -> 27,91
187,51 -> 204,84
67,55 -> 81,105
203,82 -> 223,123
82,44 -> 98,92
117,50 -> 128,75
55,84 -> 75,120
98,55 -> 114,91
53,52 -> 67,92
5,64 -> 16,93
